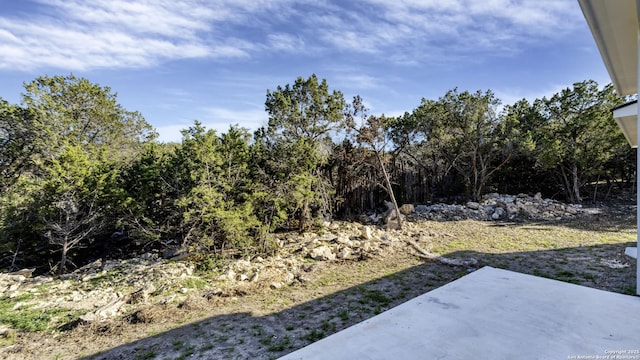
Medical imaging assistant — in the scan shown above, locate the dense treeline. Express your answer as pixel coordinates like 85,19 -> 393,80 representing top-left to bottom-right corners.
0,74 -> 634,274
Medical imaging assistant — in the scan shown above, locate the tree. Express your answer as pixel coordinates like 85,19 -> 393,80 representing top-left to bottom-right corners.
21,74 -> 156,161
0,99 -> 46,192
538,81 -> 624,203
40,144 -> 115,275
346,96 -> 403,229
262,74 -> 346,230
1,75 -> 155,272
430,89 -> 513,201
173,123 -> 263,253
490,98 -> 569,196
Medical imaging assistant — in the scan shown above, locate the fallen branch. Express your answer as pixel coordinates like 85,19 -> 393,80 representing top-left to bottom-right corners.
404,239 -> 478,267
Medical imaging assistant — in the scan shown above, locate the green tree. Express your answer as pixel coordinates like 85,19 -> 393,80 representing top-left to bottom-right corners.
346,96 -> 402,229
430,89 -> 513,201
538,81 -> 624,203
21,74 -> 155,161
0,99 -> 47,192
262,74 -> 346,230
39,143 -> 119,275
174,123 -> 263,254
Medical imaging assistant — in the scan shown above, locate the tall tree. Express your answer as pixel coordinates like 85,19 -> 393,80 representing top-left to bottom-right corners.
39,143 -> 117,275
21,74 -> 156,161
430,89 -> 513,201
347,96 -> 402,229
262,74 -> 346,230
538,81 -> 624,203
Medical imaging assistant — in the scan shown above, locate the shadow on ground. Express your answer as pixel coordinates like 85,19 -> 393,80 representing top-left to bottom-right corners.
78,230 -> 637,360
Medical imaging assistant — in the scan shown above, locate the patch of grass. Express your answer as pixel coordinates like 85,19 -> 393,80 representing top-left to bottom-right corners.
200,343 -> 215,352
0,328 -> 16,346
303,329 -> 325,343
175,345 -> 195,360
260,335 -> 274,345
337,309 -> 349,322
181,277 -> 208,290
358,289 -> 391,307
268,335 -> 292,352
621,286 -> 636,295
172,339 -> 184,351
135,350 -> 156,360
321,320 -> 336,333
0,294 -> 78,332
285,324 -> 295,331
251,324 -> 263,337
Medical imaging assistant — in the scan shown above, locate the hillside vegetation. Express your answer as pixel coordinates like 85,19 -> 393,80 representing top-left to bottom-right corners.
0,74 -> 634,276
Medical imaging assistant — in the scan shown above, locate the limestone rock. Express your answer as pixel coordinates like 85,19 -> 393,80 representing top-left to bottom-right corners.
399,204 -> 415,215
309,246 -> 336,261
466,201 -> 480,210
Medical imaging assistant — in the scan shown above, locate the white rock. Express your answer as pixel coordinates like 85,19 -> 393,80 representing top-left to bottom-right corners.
309,246 -> 336,261
466,201 -> 480,210
337,247 -> 353,259
362,226 -> 374,240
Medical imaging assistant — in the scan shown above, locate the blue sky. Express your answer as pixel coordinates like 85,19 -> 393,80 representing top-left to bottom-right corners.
0,0 -> 611,142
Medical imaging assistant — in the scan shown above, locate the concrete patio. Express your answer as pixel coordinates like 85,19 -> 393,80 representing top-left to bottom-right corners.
280,266 -> 640,359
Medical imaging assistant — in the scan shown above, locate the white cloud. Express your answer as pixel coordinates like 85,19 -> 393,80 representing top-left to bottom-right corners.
0,0 -> 584,72
0,0 -> 295,71
311,0 -> 581,64
267,33 -> 305,52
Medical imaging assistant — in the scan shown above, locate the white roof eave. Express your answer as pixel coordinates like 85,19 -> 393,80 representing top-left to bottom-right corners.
578,0 -> 638,96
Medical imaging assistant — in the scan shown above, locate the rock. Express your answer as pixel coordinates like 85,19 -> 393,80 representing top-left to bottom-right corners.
565,206 -> 579,215
284,272 -> 295,285
8,268 -> 35,278
337,247 -> 353,260
362,226 -> 374,240
237,274 -> 249,282
533,192 -> 542,202
483,193 -> 500,200
438,257 -> 478,267
128,284 -> 157,304
466,201 -> 480,210
0,325 -> 13,338
5,274 -> 26,283
336,236 -> 353,246
399,204 -> 415,215
270,282 -> 282,290
492,207 -> 505,220
309,246 -> 336,261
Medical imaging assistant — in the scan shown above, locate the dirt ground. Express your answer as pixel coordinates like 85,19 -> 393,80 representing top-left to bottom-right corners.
1,209 -> 637,360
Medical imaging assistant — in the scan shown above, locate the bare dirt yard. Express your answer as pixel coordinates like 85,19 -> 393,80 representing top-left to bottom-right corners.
0,206 -> 636,360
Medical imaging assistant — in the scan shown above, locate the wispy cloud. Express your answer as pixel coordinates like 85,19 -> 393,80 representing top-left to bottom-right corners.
0,0 -> 293,71
313,0 -> 581,64
0,0 -> 583,72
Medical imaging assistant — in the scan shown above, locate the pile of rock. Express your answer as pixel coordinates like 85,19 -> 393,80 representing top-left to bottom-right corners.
214,223 -> 396,291
408,193 -> 584,222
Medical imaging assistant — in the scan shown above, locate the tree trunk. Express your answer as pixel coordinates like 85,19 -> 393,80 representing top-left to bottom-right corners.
59,242 -> 68,276
376,151 -> 402,230
571,164 -> 582,203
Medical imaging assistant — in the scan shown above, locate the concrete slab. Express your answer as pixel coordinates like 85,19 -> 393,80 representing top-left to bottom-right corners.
280,267 -> 640,360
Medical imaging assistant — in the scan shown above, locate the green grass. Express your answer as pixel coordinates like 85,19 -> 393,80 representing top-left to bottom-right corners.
181,277 -> 208,290
0,294 -> 79,332
303,329 -> 325,343
135,350 -> 156,360
268,335 -> 292,352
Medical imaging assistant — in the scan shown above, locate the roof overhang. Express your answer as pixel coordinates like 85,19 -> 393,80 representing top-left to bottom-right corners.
578,0 -> 638,96
612,100 -> 638,148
